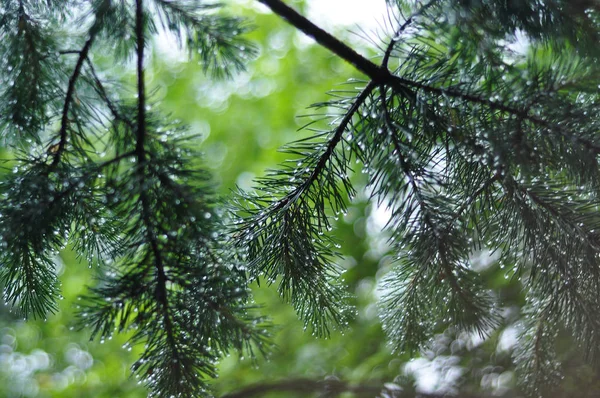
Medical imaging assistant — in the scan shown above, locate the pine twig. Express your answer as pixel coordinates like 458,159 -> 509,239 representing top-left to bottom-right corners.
51,34 -> 97,167
85,58 -> 135,129
271,81 -> 376,213
257,0 -> 389,81
381,0 -> 438,68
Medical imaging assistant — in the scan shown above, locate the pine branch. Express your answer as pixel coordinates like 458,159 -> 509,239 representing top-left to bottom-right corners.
258,0 -> 389,81
381,85 -> 497,330
0,2 -> 61,142
515,303 -> 562,396
51,0 -> 121,166
220,378 -> 387,398
51,34 -> 96,167
135,0 -> 147,158
154,0 -> 256,77
275,82 -> 375,213
259,0 -> 600,156
132,0 -> 188,391
47,151 -> 135,210
0,0 -> 268,395
134,0 -> 183,377
448,173 -> 501,226
235,84 -> 377,334
498,176 -> 600,366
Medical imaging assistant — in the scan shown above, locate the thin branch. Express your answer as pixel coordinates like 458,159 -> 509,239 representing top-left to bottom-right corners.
220,378 -> 383,398
135,0 -> 147,160
505,177 -> 596,246
47,151 -> 135,207
380,87 -> 477,313
51,34 -> 97,168
382,0 -> 437,68
134,0 -> 180,365
272,81 -> 376,213
58,50 -> 82,55
379,86 -> 432,233
221,377 -> 484,398
449,173 -> 501,226
258,0 -> 388,81
386,77 -> 600,154
85,58 -> 135,129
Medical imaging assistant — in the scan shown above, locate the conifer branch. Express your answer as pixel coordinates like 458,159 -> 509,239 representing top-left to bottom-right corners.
1,1 -> 60,142
51,34 -> 96,167
235,83 -> 376,334
220,378 -> 387,398
4,1 -> 600,396
58,49 -> 82,55
449,173 -> 501,226
135,0 -> 147,159
259,0 -> 600,155
374,83 -> 501,348
1,1 -> 266,395
47,151 -> 135,208
273,82 -> 375,213
380,87 -> 495,334
133,0 -> 174,348
502,176 -> 600,249
258,0 -> 389,81
131,0 -> 191,390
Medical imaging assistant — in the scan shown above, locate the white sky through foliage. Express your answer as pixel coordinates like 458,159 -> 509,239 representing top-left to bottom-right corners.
307,0 -> 389,29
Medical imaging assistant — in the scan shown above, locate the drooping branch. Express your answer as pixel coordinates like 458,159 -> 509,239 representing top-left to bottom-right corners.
380,88 -> 473,313
133,0 -> 180,366
271,81 -> 376,213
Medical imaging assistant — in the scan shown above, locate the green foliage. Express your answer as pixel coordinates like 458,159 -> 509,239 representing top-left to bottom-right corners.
152,0 -> 257,77
3,0 -> 600,397
0,0 -> 267,396
236,0 -> 600,396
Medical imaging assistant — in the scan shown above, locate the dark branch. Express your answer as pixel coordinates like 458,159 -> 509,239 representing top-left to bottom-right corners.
85,58 -> 135,130
258,0 -> 389,81
47,151 -> 135,208
259,0 -> 600,154
272,81 -> 376,213
220,378 -> 385,398
51,34 -> 97,168
134,0 -> 180,364
221,377 -> 486,398
135,0 -> 147,160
